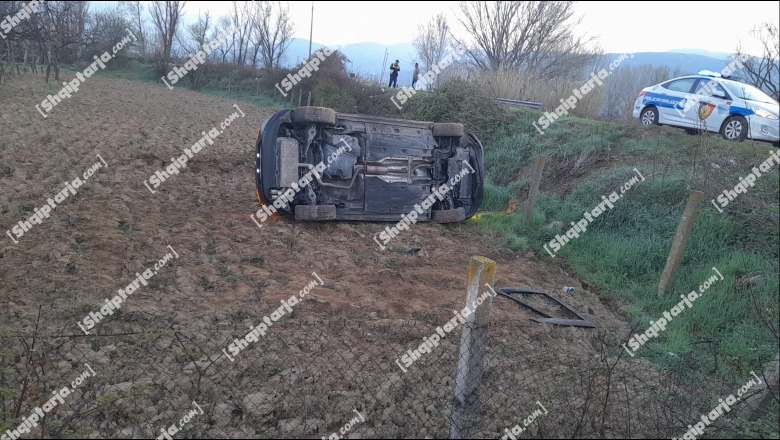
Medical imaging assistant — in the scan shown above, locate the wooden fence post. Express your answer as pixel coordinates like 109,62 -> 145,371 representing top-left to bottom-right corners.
525,155 -> 547,220
450,256 -> 497,439
658,190 -> 704,296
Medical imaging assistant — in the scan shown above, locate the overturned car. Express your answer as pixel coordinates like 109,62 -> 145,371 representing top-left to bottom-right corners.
254,107 -> 484,223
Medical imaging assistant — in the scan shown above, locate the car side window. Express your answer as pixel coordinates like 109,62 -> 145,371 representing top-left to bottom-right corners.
694,79 -> 729,98
664,78 -> 697,93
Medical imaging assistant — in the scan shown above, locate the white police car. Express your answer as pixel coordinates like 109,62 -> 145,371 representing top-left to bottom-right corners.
632,72 -> 779,145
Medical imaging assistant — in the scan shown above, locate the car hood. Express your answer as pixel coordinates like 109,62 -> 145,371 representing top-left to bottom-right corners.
745,99 -> 780,116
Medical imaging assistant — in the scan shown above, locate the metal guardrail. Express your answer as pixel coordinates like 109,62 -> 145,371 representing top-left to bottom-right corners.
496,98 -> 543,110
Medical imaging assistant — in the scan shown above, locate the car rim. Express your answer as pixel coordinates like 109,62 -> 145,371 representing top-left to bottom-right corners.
725,120 -> 742,139
641,111 -> 654,125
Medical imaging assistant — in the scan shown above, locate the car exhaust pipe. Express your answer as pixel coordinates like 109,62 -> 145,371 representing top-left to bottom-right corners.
299,163 -> 363,190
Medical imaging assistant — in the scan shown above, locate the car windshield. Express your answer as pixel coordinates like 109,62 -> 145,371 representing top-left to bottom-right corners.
722,81 -> 778,105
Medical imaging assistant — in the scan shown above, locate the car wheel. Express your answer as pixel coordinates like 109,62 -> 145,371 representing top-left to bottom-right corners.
464,138 -> 484,220
291,107 -> 337,125
640,107 -> 659,126
432,207 -> 466,223
432,123 -> 464,137
295,204 -> 337,221
720,116 -> 748,142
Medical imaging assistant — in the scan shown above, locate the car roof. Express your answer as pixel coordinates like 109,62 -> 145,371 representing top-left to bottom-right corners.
665,75 -> 718,82
664,75 -> 751,87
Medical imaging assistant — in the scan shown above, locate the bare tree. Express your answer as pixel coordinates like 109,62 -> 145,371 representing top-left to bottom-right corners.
180,12 -> 212,56
229,0 -> 252,66
178,11 -> 212,88
413,13 -> 450,83
601,64 -> 684,120
84,4 -> 131,60
35,1 -> 89,82
119,0 -> 149,58
1,1 -> 38,81
149,0 -> 185,76
455,1 -> 597,78
0,0 -> 130,85
253,1 -> 294,70
64,1 -> 89,59
735,22 -> 779,100
213,16 -> 235,64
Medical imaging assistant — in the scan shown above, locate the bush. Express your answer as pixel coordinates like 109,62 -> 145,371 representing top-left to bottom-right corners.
404,80 -> 521,144
312,82 -> 356,112
105,51 -> 130,71
475,69 -> 605,120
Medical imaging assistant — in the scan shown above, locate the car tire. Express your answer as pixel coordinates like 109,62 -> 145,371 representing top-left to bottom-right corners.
295,204 -> 337,221
773,141 -> 780,148
291,107 -> 337,126
432,123 -> 464,137
640,107 -> 659,126
432,207 -> 466,223
720,116 -> 748,142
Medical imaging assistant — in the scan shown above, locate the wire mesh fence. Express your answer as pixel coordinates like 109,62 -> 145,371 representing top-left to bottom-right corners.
1,307 -> 775,439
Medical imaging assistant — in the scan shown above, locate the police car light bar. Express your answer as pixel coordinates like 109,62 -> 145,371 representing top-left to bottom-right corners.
698,70 -> 722,78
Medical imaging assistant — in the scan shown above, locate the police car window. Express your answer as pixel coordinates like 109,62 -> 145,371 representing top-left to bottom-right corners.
664,78 -> 696,93
694,80 -> 728,98
665,78 -> 697,93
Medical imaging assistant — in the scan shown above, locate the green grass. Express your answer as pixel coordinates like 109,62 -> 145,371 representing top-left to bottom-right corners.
195,85 -> 281,111
88,59 -> 283,110
469,110 -> 779,382
80,58 -> 157,84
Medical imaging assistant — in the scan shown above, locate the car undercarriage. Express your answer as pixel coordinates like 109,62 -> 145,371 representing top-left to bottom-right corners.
256,107 -> 484,223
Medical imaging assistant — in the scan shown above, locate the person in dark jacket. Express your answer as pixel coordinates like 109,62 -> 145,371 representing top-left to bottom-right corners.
388,60 -> 400,88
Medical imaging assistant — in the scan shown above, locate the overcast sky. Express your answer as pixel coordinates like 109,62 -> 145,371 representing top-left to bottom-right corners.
173,1 -> 778,56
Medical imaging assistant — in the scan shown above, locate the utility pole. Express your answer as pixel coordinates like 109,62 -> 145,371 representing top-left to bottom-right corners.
308,1 -> 314,58
380,49 -> 388,86
435,22 -> 448,88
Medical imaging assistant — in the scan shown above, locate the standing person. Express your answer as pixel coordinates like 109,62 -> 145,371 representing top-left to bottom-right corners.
412,63 -> 420,89
388,60 -> 400,88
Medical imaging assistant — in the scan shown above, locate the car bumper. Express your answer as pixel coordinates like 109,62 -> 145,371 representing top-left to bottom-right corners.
631,98 -> 642,119
256,109 -> 293,213
749,117 -> 780,142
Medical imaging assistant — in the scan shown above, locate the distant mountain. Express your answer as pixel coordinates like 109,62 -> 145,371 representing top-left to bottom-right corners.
282,38 -> 741,80
611,52 -> 738,76
282,38 -> 418,82
670,48 -> 734,60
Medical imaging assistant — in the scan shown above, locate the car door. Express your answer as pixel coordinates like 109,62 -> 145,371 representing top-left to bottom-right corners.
659,78 -> 699,126
691,79 -> 731,134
